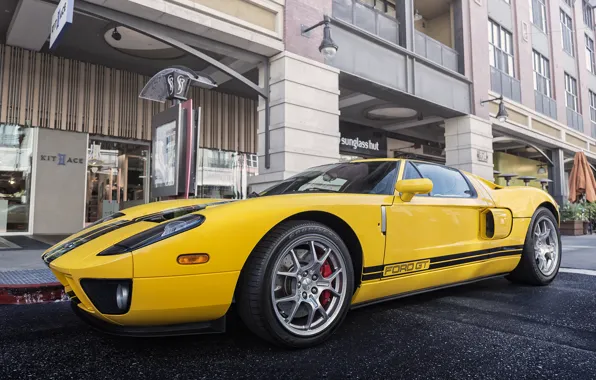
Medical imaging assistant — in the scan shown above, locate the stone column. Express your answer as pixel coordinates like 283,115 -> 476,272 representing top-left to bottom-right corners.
444,115 -> 494,180
249,51 -> 340,193
548,148 -> 568,206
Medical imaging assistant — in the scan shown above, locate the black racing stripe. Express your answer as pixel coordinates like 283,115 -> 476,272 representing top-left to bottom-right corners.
361,247 -> 523,282
379,250 -> 522,280
362,273 -> 382,281
429,250 -> 522,270
429,245 -> 524,264
363,265 -> 384,274
362,245 -> 525,274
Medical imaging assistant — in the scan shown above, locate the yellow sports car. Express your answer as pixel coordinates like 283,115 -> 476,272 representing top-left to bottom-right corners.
42,159 -> 561,348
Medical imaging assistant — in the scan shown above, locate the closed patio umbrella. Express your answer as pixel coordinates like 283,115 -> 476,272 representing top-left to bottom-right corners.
568,151 -> 596,202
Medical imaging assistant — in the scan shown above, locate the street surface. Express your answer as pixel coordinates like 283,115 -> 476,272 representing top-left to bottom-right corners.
1,238 -> 595,379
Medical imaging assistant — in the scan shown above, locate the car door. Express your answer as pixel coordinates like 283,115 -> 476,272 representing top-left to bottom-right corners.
381,160 -> 496,290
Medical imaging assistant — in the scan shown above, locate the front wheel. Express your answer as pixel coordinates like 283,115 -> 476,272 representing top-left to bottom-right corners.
236,220 -> 354,348
506,207 -> 562,286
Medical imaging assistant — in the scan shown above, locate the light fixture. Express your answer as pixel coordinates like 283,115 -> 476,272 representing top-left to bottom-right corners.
480,94 -> 508,123
537,164 -> 547,175
414,9 -> 423,21
301,15 -> 338,59
111,28 -> 121,41
366,105 -> 418,120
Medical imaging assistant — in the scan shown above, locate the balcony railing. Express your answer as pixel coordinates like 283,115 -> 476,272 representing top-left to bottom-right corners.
414,31 -> 459,73
490,67 -> 521,103
332,0 -> 399,45
535,91 -> 557,120
566,108 -> 584,132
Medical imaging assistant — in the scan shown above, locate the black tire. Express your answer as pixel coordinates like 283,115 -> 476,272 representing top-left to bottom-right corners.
506,207 -> 562,286
235,220 -> 354,349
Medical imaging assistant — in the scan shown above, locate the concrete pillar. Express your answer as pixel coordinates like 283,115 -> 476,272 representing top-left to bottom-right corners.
249,51 -> 340,193
548,148 -> 568,206
444,115 -> 494,180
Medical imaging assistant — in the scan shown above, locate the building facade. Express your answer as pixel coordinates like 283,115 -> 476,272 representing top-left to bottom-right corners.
249,0 -> 596,207
0,0 -> 594,238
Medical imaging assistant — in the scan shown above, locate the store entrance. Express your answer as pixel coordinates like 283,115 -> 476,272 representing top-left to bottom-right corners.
86,138 -> 149,225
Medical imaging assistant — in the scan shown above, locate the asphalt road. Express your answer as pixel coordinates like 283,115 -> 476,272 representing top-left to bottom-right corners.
1,272 -> 596,380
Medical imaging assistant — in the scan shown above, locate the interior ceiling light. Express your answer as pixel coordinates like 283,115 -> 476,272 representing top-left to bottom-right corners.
414,9 -> 423,21
104,26 -> 184,60
366,106 -> 418,120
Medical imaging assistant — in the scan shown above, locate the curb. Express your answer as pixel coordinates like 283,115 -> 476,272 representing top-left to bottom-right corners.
0,282 -> 67,305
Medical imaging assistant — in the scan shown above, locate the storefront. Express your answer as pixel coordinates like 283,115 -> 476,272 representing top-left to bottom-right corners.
339,121 -> 388,161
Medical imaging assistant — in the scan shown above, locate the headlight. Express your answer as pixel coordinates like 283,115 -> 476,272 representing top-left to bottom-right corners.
98,214 -> 205,256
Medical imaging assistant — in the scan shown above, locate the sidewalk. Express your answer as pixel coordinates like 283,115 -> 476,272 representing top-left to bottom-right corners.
0,237 -> 67,305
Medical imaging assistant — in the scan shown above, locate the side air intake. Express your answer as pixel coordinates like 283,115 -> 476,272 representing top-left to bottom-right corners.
480,209 -> 513,240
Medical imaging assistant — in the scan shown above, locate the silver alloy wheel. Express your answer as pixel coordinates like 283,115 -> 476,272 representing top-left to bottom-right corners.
533,216 -> 559,276
270,235 -> 348,337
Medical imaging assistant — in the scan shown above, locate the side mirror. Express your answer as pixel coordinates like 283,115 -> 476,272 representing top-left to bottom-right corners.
395,178 -> 433,202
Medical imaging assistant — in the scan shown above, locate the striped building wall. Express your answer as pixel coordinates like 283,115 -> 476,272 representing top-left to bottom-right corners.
0,44 -> 258,153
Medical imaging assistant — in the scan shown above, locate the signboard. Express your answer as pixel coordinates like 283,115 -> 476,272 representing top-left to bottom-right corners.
49,0 -> 74,50
151,104 -> 183,198
150,101 -> 198,198
339,121 -> 387,157
153,121 -> 177,188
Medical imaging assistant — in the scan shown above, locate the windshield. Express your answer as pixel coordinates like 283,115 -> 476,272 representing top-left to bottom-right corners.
258,161 -> 400,196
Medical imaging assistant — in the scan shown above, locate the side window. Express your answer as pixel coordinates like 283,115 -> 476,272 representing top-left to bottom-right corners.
409,162 -> 475,198
403,161 -> 429,196
404,161 -> 423,180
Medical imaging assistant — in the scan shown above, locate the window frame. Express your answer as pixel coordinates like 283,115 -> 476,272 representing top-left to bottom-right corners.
561,9 -> 575,57
532,50 -> 552,97
587,34 -> 596,74
584,0 -> 595,30
488,19 -> 515,77
531,0 -> 548,33
402,161 -> 478,199
589,90 -> 596,124
565,73 -> 579,112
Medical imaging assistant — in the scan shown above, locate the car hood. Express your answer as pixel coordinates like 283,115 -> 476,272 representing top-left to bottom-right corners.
41,198 -> 232,266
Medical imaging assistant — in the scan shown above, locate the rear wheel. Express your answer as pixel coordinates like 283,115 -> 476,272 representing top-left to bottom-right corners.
506,207 -> 561,285
236,220 -> 354,348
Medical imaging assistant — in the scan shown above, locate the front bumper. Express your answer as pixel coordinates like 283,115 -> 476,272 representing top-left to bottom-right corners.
71,301 -> 226,337
53,266 -> 240,328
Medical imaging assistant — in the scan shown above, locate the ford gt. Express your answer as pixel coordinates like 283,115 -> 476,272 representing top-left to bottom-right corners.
42,158 -> 561,348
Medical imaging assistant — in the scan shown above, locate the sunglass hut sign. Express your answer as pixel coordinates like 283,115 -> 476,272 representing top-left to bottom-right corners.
340,136 -> 380,151
40,154 -> 84,165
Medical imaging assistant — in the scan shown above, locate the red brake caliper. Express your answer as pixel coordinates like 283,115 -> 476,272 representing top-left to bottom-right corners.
319,260 -> 333,307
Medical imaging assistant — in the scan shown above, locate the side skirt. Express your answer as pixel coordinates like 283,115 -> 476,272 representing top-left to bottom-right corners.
349,272 -> 509,310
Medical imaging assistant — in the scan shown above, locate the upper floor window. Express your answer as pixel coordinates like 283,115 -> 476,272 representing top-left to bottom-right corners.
359,0 -> 396,18
564,0 -> 574,6
533,51 -> 552,97
584,0 -> 595,29
531,0 -> 548,32
403,161 -> 475,198
589,90 -> 596,124
488,19 -> 515,77
561,9 -> 575,56
586,34 -> 596,74
565,73 -> 578,112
